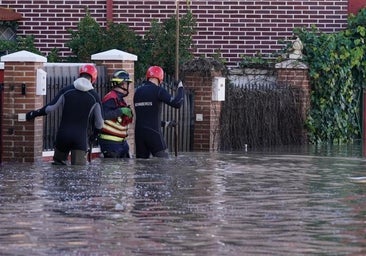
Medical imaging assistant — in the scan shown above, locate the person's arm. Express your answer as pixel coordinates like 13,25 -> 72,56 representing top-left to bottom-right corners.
103,98 -> 133,121
158,82 -> 184,108
93,103 -> 104,130
161,120 -> 177,128
26,86 -> 68,120
103,98 -> 123,120
88,103 -> 104,162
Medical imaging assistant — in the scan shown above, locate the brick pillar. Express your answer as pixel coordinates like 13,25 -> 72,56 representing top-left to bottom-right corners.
91,49 -> 137,156
183,70 -> 224,151
1,51 -> 47,163
275,59 -> 310,142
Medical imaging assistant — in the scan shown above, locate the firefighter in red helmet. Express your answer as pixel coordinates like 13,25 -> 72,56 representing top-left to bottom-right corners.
26,64 -> 104,165
133,66 -> 184,158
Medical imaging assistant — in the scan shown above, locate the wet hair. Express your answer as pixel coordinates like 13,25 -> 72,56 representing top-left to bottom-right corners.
80,73 -> 92,81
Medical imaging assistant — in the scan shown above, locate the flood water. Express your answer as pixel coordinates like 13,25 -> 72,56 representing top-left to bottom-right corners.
1,145 -> 366,255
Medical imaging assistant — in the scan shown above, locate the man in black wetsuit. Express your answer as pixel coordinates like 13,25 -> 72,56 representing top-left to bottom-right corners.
26,64 -> 104,165
133,66 -> 184,158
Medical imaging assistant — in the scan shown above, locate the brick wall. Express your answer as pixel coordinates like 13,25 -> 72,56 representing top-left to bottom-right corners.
276,60 -> 310,143
183,69 -> 223,151
4,1 -> 349,68
2,61 -> 45,162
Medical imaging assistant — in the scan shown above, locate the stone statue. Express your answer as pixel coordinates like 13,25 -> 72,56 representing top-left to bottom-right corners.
289,37 -> 303,59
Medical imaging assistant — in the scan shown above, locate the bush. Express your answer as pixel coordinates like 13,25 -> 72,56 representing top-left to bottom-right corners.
295,9 -> 366,144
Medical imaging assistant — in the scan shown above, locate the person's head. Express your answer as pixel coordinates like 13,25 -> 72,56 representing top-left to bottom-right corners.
111,69 -> 132,95
146,66 -> 164,85
79,64 -> 98,84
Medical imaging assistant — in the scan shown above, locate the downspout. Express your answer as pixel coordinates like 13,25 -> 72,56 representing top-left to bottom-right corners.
106,0 -> 113,24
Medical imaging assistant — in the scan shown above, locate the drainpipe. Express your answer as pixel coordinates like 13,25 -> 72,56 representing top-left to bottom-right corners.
106,0 -> 113,24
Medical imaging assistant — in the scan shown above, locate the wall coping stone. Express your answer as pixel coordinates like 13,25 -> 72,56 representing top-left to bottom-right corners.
275,59 -> 308,69
91,49 -> 138,61
0,50 -> 47,63
44,62 -> 90,67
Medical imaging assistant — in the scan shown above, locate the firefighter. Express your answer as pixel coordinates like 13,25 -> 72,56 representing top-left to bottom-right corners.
133,66 -> 184,158
26,64 -> 104,165
98,70 -> 133,158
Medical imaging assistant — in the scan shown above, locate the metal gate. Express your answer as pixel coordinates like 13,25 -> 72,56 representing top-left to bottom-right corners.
43,65 -> 194,153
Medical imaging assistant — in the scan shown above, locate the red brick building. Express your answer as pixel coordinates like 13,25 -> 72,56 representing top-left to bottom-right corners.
2,0 -> 363,68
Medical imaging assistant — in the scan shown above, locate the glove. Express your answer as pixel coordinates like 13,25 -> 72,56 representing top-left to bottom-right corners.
26,108 -> 46,121
165,120 -> 177,128
120,107 -> 133,118
174,80 -> 184,88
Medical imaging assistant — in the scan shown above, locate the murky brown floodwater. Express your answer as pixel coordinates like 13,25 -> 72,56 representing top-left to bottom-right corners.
1,145 -> 366,255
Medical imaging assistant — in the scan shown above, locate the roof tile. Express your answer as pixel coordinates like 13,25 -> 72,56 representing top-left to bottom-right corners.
0,7 -> 22,21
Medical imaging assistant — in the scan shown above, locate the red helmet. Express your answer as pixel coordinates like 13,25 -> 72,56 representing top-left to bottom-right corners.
146,66 -> 164,83
79,64 -> 98,84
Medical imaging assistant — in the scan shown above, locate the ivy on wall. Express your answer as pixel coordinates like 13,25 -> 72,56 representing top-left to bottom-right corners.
296,8 -> 366,144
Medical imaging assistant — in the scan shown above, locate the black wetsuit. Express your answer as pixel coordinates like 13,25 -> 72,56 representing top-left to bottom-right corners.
43,77 -> 104,153
133,81 -> 184,158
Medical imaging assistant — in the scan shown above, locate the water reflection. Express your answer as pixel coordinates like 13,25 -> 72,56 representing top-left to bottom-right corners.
1,145 -> 366,255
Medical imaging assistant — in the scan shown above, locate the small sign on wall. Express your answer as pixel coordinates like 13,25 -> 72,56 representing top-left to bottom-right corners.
36,69 -> 47,95
212,76 -> 225,101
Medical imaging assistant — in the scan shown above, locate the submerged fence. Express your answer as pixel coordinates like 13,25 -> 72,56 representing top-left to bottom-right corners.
220,82 -> 305,151
43,65 -> 194,153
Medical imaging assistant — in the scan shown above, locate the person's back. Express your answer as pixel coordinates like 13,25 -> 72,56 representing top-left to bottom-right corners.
134,81 -> 164,132
55,78 -> 102,152
60,89 -> 99,130
26,64 -> 104,165
134,66 -> 184,158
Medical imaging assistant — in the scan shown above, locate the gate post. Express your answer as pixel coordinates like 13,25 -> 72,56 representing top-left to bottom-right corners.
1,50 -> 47,163
275,59 -> 310,143
182,59 -> 225,151
91,49 -> 138,156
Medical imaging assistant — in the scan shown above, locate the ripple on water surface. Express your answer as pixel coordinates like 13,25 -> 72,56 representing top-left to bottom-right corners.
0,149 -> 366,255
